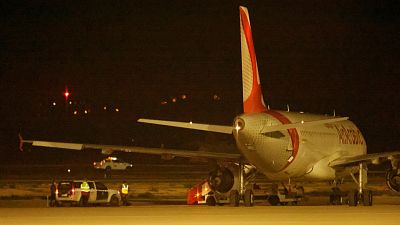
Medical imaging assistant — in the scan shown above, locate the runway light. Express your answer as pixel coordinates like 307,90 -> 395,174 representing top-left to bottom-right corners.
67,169 -> 71,173
52,102 -> 56,106
115,108 -> 119,112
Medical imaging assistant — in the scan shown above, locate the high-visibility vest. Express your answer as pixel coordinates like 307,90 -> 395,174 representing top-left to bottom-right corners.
121,183 -> 129,194
81,182 -> 90,192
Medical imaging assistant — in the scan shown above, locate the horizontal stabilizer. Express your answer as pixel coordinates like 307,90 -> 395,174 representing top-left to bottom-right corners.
138,119 -> 233,134
261,117 -> 349,133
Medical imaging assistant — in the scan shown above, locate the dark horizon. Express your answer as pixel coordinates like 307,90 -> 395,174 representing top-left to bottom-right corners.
1,1 -> 399,163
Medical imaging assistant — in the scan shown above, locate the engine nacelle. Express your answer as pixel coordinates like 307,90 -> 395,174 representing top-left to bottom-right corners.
208,166 -> 235,193
386,169 -> 400,192
208,164 -> 257,194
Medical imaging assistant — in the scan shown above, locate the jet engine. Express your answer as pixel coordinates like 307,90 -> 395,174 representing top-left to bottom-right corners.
208,166 -> 235,193
386,169 -> 400,192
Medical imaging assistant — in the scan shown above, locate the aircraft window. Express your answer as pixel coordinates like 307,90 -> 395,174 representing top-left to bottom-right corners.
262,131 -> 285,139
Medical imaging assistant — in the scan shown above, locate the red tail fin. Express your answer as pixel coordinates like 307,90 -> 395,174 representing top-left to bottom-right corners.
240,6 -> 267,113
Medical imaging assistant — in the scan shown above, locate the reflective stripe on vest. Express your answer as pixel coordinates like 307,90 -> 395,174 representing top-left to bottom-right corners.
81,182 -> 90,192
121,184 -> 129,194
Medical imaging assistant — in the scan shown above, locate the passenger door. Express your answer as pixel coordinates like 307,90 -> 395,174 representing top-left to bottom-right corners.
95,182 -> 109,201
88,182 -> 97,202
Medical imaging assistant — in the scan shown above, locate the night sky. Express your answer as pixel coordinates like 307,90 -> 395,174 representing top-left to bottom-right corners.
1,0 -> 399,164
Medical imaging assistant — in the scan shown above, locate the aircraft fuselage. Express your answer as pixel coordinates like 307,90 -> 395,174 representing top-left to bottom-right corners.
233,110 -> 366,181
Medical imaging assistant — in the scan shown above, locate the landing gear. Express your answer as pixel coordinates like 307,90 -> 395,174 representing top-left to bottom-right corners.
244,189 -> 254,207
362,190 -> 373,206
329,187 -> 343,205
229,162 -> 256,207
347,163 -> 373,207
229,190 -> 239,207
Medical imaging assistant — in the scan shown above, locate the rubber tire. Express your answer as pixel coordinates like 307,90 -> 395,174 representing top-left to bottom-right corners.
206,196 -> 216,206
110,195 -> 119,207
362,190 -> 373,206
244,190 -> 254,207
348,190 -> 358,207
229,190 -> 240,207
267,195 -> 280,206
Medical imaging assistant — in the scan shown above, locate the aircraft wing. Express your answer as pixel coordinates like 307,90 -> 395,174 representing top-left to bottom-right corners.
21,139 -> 241,161
138,117 -> 349,134
138,119 -> 233,134
329,151 -> 400,168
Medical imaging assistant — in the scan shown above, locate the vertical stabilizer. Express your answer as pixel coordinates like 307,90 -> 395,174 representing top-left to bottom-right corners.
240,6 -> 268,113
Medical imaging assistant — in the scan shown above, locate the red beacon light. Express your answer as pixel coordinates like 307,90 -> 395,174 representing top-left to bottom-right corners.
64,87 -> 70,101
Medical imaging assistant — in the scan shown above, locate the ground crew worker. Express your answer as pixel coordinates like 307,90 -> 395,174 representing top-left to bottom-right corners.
80,180 -> 90,206
49,179 -> 56,207
120,181 -> 129,206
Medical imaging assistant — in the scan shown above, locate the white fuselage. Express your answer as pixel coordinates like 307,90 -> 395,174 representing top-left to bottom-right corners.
233,110 -> 366,181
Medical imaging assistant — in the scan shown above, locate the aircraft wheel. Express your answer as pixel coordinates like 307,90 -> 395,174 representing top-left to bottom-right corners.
362,190 -> 373,206
267,195 -> 280,206
206,196 -> 216,206
229,190 -> 239,207
329,194 -> 342,205
244,190 -> 254,207
347,190 -> 358,207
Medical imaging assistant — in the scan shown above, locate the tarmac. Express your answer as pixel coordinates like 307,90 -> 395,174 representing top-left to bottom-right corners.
1,205 -> 400,225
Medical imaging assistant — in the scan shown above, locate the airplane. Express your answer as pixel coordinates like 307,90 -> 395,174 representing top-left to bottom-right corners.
21,6 -> 400,207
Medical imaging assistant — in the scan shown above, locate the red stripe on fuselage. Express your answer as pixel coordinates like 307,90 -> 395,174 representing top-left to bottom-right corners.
240,8 -> 267,113
264,111 -> 299,171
